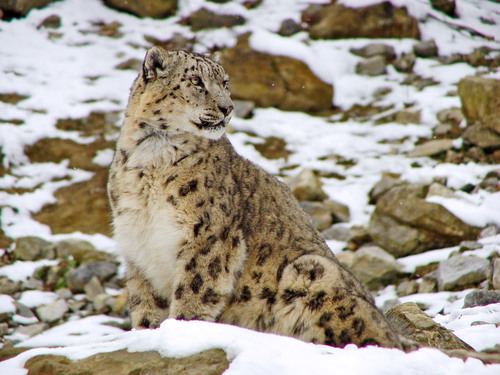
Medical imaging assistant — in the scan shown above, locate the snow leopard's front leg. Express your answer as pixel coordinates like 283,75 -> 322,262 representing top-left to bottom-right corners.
169,229 -> 247,321
126,261 -> 170,329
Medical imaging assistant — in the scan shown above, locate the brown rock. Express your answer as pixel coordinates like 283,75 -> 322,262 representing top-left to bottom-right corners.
407,139 -> 453,157
458,76 -> 500,144
284,169 -> 328,202
307,1 -> 420,40
25,349 -> 229,375
219,35 -> 333,113
32,169 -> 112,236
103,0 -> 177,19
385,302 -> 474,351
431,0 -> 456,17
0,0 -> 57,17
369,183 -> 480,257
185,8 -> 245,31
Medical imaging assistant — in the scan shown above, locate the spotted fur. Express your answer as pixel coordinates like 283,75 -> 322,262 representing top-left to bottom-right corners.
108,47 -> 402,349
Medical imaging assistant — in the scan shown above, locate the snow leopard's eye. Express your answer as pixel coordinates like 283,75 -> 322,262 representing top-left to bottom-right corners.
190,76 -> 204,87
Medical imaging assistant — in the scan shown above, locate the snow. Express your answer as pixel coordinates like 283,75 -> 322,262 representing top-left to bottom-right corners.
17,290 -> 59,309
1,0 -> 500,373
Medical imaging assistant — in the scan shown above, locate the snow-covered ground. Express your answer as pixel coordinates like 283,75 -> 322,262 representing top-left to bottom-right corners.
1,0 -> 500,373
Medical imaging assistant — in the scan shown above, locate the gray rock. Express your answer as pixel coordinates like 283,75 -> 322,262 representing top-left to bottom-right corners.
299,201 -> 333,231
396,280 -> 419,297
355,55 -> 386,76
395,108 -> 421,124
385,302 -> 473,350
418,277 -> 437,294
369,174 -> 404,204
23,277 -> 44,290
462,122 -> 500,149
393,53 -> 416,73
14,322 -> 49,337
103,0 -> 177,19
369,183 -> 480,258
278,18 -> 302,36
437,255 -> 490,291
37,14 -> 61,29
284,169 -> 328,202
15,301 -> 37,319
480,225 -> 500,239
233,100 -> 255,119
463,290 -> 500,308
66,262 -> 117,293
54,239 -> 96,258
325,199 -> 350,223
458,241 -> 482,251
84,275 -> 105,302
347,245 -> 401,290
426,183 -> 457,199
407,139 -> 453,157
493,258 -> 500,290
437,108 -> 463,126
0,277 -> 21,295
0,322 -> 8,336
36,299 -> 69,323
56,288 -> 73,300
14,236 -> 51,261
413,40 -> 438,58
350,43 -> 396,61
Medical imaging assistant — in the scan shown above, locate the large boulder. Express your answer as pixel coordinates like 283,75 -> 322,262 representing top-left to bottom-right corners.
184,8 -> 245,31
0,0 -> 57,17
25,349 -> 229,375
219,35 -> 333,113
369,182 -> 480,257
458,76 -> 500,149
103,0 -> 177,19
306,1 -> 420,40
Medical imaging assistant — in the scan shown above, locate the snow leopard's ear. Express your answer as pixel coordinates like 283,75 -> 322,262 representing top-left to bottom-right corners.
143,46 -> 168,82
208,51 -> 221,63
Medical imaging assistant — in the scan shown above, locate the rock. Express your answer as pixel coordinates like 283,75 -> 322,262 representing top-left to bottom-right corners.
493,258 -> 500,290
350,43 -> 396,61
37,14 -> 61,29
15,301 -> 37,319
458,240 -> 482,251
321,224 -> 351,241
112,289 -> 128,315
426,183 -> 457,199
103,0 -> 177,19
355,55 -> 386,76
385,302 -> 474,351
0,322 -> 8,336
369,183 -> 480,257
347,245 -> 401,290
431,0 -> 456,17
437,108 -> 463,127
395,108 -> 421,124
185,8 -> 245,31
325,200 -> 350,223
480,225 -> 500,239
284,169 -> 328,202
14,322 -> 48,337
307,2 -> 420,40
336,251 -> 356,269
437,255 -> 490,291
463,290 -> 500,308
14,236 -> 51,261
54,239 -> 95,258
369,173 -> 404,204
393,53 -> 416,73
67,262 -> 118,293
115,58 -> 142,71
299,201 -> 333,231
0,0 -> 58,17
233,100 -> 255,119
219,35 -> 333,113
25,348 -> 229,375
458,76 -> 500,143
407,139 -> 453,157
36,299 -> 69,323
396,280 -> 419,297
413,40 -> 439,58
0,277 -> 21,295
278,19 -> 302,36
84,275 -> 105,301
418,274 -> 438,293
462,122 -> 500,149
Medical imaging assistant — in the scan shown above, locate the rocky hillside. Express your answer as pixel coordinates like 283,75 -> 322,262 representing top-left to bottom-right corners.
0,0 -> 500,374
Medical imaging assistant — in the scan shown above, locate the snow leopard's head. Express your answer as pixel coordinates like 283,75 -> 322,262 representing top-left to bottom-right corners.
127,46 -> 233,140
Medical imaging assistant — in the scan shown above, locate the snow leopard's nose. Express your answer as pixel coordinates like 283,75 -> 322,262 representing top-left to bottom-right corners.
219,105 -> 234,117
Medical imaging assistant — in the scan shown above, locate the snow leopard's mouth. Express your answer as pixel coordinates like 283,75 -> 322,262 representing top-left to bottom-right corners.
191,119 -> 226,131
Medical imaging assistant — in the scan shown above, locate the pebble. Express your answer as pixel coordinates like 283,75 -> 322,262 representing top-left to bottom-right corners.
84,275 -> 105,301
413,40 -> 438,58
355,55 -> 386,76
14,322 -> 49,337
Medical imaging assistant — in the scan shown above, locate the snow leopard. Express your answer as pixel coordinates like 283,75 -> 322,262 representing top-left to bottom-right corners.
107,46 -> 402,349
